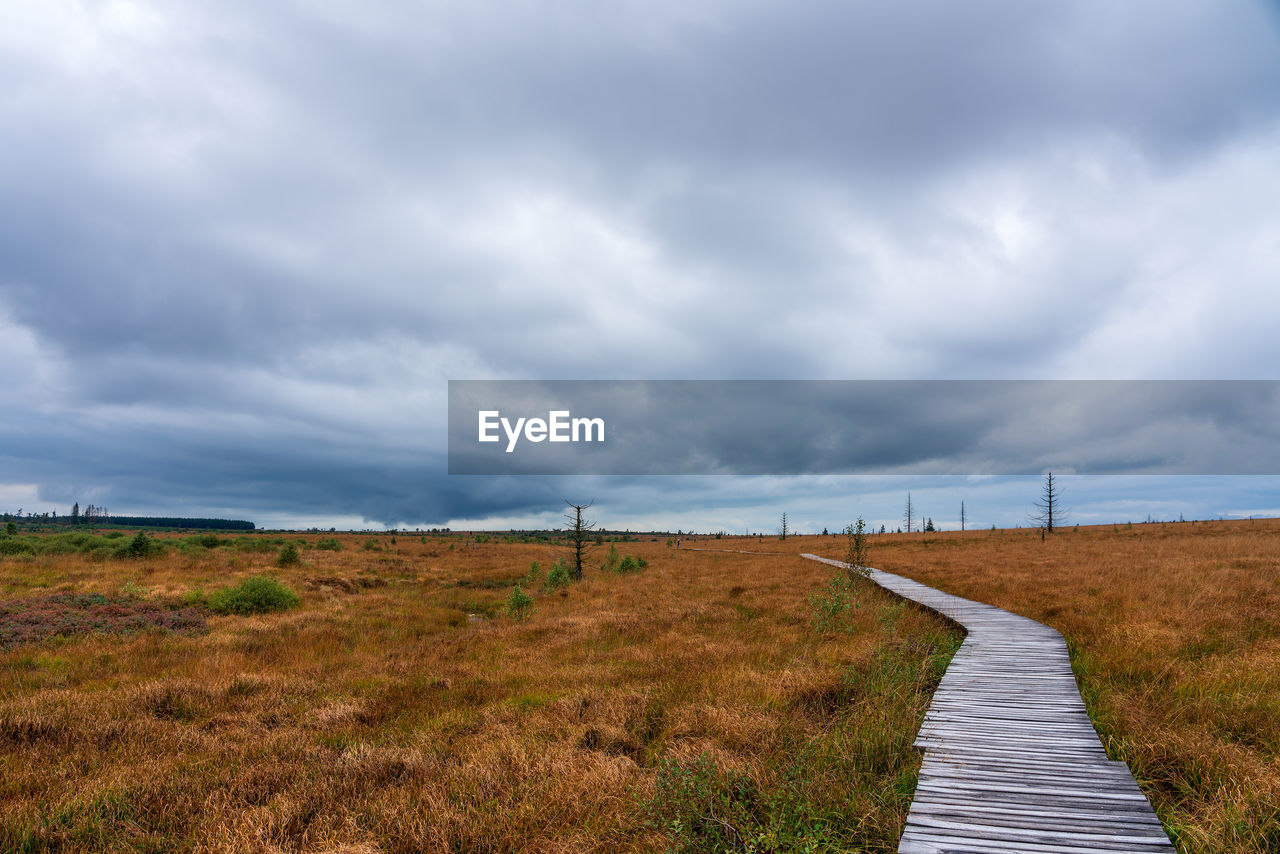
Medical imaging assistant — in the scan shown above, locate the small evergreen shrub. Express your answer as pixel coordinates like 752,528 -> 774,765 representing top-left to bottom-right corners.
181,589 -> 208,608
526,560 -> 544,586
119,580 -> 147,599
0,538 -> 34,556
809,572 -> 860,633
506,585 -> 533,621
601,546 -> 647,574
115,531 -> 160,559
644,753 -> 762,854
275,543 -> 301,567
234,538 -> 276,553
206,576 -> 300,616
544,560 -> 571,591
183,533 -> 220,548
844,519 -> 871,578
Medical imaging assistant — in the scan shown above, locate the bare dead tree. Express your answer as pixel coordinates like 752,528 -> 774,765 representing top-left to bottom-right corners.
1029,472 -> 1069,534
779,512 -> 788,541
563,499 -> 597,581
960,500 -> 966,532
903,492 -> 914,533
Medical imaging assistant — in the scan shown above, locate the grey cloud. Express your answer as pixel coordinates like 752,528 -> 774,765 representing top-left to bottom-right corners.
1,406 -> 554,526
257,2 -> 1280,177
2,2 -> 1279,527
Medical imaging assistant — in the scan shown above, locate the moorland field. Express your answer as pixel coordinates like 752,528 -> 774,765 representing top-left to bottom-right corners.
0,519 -> 1277,853
0,529 -> 956,853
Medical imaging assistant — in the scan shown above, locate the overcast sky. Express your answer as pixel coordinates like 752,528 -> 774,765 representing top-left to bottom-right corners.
3,1 -> 1280,531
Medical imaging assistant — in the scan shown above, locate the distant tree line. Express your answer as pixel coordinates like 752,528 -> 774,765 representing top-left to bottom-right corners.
1,506 -> 254,531
101,516 -> 256,531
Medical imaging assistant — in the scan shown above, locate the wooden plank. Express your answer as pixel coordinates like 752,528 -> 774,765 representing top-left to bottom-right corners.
800,554 -> 1175,853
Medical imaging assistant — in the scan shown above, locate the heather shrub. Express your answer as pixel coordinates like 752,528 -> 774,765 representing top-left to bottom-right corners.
0,593 -> 208,647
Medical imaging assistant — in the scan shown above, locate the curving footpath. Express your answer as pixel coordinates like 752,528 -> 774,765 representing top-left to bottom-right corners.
802,554 -> 1175,854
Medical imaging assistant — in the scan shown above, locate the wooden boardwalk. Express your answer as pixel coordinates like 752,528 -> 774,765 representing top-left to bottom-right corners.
802,554 -> 1175,854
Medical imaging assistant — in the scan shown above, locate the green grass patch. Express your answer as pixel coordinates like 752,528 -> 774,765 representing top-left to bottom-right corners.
0,531 -> 164,560
204,576 -> 301,616
644,589 -> 962,853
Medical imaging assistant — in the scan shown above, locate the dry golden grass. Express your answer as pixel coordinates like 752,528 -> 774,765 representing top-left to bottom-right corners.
801,519 -> 1280,854
0,532 -> 957,853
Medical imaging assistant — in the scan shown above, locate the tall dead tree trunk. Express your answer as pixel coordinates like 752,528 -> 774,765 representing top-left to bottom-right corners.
1030,473 -> 1068,534
564,499 -> 597,581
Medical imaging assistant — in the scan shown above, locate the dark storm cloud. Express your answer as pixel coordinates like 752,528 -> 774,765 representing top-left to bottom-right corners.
2,1 -> 1279,526
0,406 -> 568,526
